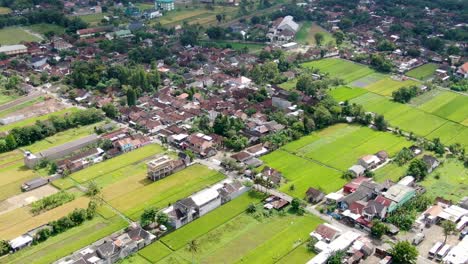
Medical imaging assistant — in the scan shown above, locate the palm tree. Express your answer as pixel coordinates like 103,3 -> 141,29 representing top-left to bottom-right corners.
187,239 -> 199,264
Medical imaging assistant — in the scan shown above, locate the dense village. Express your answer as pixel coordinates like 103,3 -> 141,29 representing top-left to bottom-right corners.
0,0 -> 467,264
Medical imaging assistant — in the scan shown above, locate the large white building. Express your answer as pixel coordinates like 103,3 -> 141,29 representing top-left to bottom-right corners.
0,44 -> 28,56
267,16 -> 299,44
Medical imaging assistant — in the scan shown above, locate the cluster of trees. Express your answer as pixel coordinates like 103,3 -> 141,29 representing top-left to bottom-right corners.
34,200 -> 97,243
0,9 -> 86,33
377,40 -> 396,52
0,108 -> 104,153
140,207 -> 169,227
70,62 -> 160,93
389,241 -> 418,264
406,158 -> 429,181
386,195 -> 432,231
392,85 -> 420,103
394,147 -> 414,166
295,74 -> 344,97
450,79 -> 468,92
206,26 -> 243,40
371,220 -> 389,238
370,54 -> 393,72
249,61 -> 286,85
0,240 -> 9,257
30,191 -> 75,215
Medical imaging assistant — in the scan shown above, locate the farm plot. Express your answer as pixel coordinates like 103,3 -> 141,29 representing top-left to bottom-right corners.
417,91 -> 468,124
0,92 -> 18,105
0,151 -> 37,201
406,63 -> 438,80
362,77 -> 419,96
0,215 -> 127,264
328,86 -> 368,102
107,164 -> 225,220
261,150 -> 343,196
156,6 -> 237,27
0,196 -> 89,240
155,212 -> 321,264
349,72 -> 386,88
71,144 -> 165,183
350,93 -> 449,136
26,23 -> 65,35
262,124 -> 411,197
302,59 -> 375,83
158,191 -> 263,251
426,122 -> 467,144
0,96 -> 45,118
0,27 -> 42,45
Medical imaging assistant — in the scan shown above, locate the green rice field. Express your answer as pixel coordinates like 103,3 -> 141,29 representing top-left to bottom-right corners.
302,59 -> 376,83
406,63 -> 438,80
107,164 -> 225,220
261,124 -> 411,197
141,192 -> 321,264
328,86 -> 368,102
362,77 -> 419,96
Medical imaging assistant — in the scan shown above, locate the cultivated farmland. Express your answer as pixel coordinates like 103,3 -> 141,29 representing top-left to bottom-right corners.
362,77 -> 419,96
107,164 -> 225,220
302,59 -> 375,83
140,191 -> 321,264
157,212 -> 321,264
71,144 -> 165,183
261,124 -> 411,197
328,86 -> 368,102
406,63 -> 438,80
0,215 -> 127,264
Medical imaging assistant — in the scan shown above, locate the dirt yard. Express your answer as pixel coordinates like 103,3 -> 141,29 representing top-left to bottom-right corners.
0,185 -> 58,215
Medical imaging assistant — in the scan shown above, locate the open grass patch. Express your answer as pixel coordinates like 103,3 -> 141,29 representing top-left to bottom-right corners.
26,23 -> 66,35
295,21 -> 334,46
406,63 -> 438,80
0,92 -> 18,105
71,144 -> 164,183
349,72 -> 386,88
0,27 -> 41,45
75,13 -> 107,25
108,164 -> 225,220
0,6 -> 12,14
420,158 -> 467,201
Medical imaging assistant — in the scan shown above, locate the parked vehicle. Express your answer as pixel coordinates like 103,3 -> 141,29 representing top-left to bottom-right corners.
428,241 -> 444,259
435,244 -> 451,261
412,233 -> 425,245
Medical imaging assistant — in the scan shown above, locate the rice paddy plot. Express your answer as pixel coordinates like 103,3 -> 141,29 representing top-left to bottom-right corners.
426,122 -> 466,145
363,77 -> 419,96
261,150 -> 344,196
389,110 -> 447,136
349,72 -> 386,88
406,63 -> 438,80
328,86 -> 368,102
302,59 -> 375,84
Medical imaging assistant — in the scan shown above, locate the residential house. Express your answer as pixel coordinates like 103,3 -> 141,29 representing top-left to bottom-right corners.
457,62 -> 468,78
348,165 -> 366,178
310,224 -> 342,243
382,184 -> 416,213
261,166 -> 283,186
146,155 -> 186,181
165,179 -> 247,228
358,154 -> 381,169
305,187 -> 325,204
184,133 -> 216,158
338,181 -> 382,210
422,155 -> 440,173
